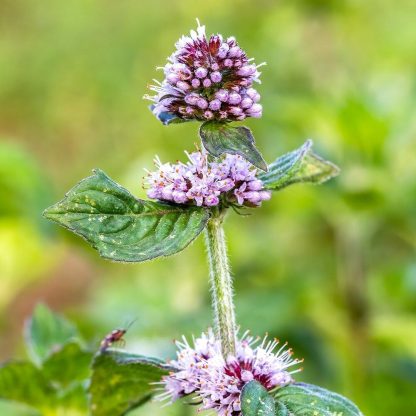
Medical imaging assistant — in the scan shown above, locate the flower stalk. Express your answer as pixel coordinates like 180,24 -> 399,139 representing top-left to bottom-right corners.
204,208 -> 237,357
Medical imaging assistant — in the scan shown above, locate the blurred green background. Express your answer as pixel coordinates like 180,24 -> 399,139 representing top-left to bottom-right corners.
1,0 -> 415,415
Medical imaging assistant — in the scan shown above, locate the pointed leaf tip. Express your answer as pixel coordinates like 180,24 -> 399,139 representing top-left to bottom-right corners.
259,140 -> 339,191
199,121 -> 268,171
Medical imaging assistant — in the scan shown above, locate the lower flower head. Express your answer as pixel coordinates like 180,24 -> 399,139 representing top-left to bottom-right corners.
156,330 -> 302,415
144,150 -> 271,208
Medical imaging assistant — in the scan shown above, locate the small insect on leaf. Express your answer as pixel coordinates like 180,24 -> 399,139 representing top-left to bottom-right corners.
99,319 -> 137,352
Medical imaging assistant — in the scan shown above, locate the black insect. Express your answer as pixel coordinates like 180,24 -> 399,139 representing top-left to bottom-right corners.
99,319 -> 136,352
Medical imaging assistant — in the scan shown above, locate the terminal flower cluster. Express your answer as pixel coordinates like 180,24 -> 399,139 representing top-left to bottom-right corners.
145,21 -> 264,123
156,330 -> 302,416
145,150 -> 271,207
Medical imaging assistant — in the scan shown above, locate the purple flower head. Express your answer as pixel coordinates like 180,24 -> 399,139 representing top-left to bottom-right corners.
145,21 -> 265,123
156,330 -> 302,415
144,149 -> 271,208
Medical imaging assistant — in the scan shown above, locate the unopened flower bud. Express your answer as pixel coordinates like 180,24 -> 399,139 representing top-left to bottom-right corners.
259,190 -> 271,200
172,190 -> 187,204
166,73 -> 180,84
184,93 -> 199,105
204,195 -> 219,206
217,43 -> 229,58
176,81 -> 191,91
228,92 -> 242,105
209,99 -> 222,111
215,89 -> 229,102
210,71 -> 222,83
197,98 -> 208,109
191,78 -> 201,88
195,67 -> 208,79
245,103 -> 262,117
185,106 -> 195,115
247,180 -> 263,191
161,187 -> 173,200
204,110 -> 214,119
229,106 -> 243,116
246,88 -> 258,99
228,46 -> 241,58
241,97 -> 253,109
202,78 -> 212,88
237,65 -> 257,77
223,58 -> 233,68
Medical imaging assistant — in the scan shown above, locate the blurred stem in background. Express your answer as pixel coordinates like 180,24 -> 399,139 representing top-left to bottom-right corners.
336,217 -> 370,399
205,208 -> 237,357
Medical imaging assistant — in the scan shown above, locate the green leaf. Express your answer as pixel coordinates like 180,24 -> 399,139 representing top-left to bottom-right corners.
274,383 -> 363,416
241,380 -> 275,416
0,400 -> 40,416
89,350 -> 169,416
42,342 -> 92,388
258,140 -> 340,191
199,121 -> 268,171
43,169 -> 210,263
0,361 -> 55,409
25,303 -> 80,364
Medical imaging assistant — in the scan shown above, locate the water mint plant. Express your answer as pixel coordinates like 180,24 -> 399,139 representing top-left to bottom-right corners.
0,22 -> 364,416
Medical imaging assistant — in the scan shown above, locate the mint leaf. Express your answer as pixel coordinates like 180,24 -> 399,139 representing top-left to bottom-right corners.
43,169 -> 210,262
241,380 -> 275,416
199,121 -> 267,171
25,304 -> 80,364
42,342 -> 92,388
274,383 -> 363,416
259,140 -> 339,191
89,351 -> 169,416
0,361 -> 55,410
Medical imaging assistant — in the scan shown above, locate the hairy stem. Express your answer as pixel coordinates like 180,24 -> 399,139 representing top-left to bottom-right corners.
204,209 -> 236,357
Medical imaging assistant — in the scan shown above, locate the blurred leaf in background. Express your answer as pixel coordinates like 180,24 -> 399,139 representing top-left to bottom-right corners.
0,0 -> 415,415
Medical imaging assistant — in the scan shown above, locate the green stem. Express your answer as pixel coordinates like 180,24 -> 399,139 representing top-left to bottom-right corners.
204,209 -> 236,357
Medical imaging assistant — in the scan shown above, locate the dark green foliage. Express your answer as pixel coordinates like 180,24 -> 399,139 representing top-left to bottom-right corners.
274,383 -> 363,416
89,351 -> 169,416
241,380 -> 275,416
0,305 -> 92,414
43,169 -> 210,262
25,303 -> 80,364
0,362 -> 55,410
199,121 -> 268,171
259,140 -> 340,191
